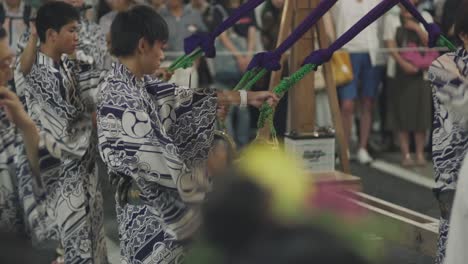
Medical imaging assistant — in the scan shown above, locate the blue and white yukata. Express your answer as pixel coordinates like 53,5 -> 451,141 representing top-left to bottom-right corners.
15,52 -> 107,263
428,47 -> 468,264
97,62 -> 218,263
0,83 -> 24,232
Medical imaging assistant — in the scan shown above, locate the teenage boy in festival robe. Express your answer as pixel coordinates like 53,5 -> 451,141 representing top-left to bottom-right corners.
8,2 -> 108,263
97,5 -> 278,263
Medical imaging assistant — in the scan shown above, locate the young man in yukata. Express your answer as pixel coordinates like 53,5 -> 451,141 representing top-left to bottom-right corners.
17,0 -> 107,72
0,27 -> 23,233
8,2 -> 108,263
97,5 -> 278,263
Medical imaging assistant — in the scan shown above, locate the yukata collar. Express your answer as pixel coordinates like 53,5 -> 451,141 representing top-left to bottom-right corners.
37,51 -> 61,70
454,47 -> 468,77
114,61 -> 145,87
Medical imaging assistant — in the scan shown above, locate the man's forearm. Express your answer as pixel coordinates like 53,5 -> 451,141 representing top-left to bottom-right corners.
19,34 -> 38,75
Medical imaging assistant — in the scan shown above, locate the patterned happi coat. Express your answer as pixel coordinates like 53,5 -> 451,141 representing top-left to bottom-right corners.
0,83 -> 23,232
428,47 -> 468,264
97,62 -> 217,263
17,52 -> 107,263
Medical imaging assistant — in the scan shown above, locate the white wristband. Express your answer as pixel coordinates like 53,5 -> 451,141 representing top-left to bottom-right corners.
239,90 -> 248,108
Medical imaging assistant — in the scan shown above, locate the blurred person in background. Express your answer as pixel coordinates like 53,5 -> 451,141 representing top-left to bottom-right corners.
257,0 -> 288,137
149,0 -> 165,11
439,0 -> 462,43
99,0 -> 135,36
383,0 -> 434,167
217,0 -> 258,146
188,146 -> 372,264
160,0 -> 206,87
0,0 -> 32,54
426,1 -> 468,262
96,0 -> 112,22
185,0 -> 227,88
331,0 -> 386,164
199,176 -> 369,264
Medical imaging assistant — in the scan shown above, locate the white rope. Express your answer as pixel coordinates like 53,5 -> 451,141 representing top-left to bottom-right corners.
163,46 -> 451,57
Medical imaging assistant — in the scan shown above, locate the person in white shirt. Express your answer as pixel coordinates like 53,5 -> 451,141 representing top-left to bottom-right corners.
331,0 -> 386,164
0,0 -> 32,54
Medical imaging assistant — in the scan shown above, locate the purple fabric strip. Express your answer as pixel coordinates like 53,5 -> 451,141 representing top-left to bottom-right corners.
274,0 -> 337,56
399,0 -> 441,47
247,0 -> 338,71
184,0 -> 265,58
303,0 -> 400,66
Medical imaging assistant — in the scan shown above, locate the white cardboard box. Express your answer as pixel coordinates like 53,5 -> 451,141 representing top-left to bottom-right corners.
284,133 -> 335,173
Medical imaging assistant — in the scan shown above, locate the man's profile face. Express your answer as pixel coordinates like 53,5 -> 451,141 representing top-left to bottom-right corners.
54,21 -> 79,55
141,40 -> 165,75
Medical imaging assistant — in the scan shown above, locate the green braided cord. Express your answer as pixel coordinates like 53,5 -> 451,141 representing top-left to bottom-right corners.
188,49 -> 204,60
243,68 -> 268,91
437,36 -> 457,52
257,63 -> 316,131
168,48 -> 203,72
233,69 -> 256,91
168,55 -> 188,71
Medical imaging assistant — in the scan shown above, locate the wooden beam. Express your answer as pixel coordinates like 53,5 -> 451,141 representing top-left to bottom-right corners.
314,1 -> 350,173
348,192 -> 438,257
287,0 -> 316,133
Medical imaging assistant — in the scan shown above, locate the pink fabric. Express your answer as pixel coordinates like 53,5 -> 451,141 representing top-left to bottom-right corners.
400,42 -> 440,70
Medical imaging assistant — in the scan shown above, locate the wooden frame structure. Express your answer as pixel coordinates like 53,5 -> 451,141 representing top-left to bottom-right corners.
257,0 -> 350,173
261,0 -> 439,255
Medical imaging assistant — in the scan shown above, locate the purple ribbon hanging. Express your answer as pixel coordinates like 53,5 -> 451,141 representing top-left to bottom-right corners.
184,0 -> 265,58
303,0 -> 400,66
246,0 -> 338,72
399,0 -> 441,47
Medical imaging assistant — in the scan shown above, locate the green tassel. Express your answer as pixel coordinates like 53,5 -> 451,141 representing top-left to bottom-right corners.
257,64 -> 316,132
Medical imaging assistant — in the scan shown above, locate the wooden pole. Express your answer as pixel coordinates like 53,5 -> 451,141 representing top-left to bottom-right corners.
314,1 -> 350,173
257,0 -> 350,173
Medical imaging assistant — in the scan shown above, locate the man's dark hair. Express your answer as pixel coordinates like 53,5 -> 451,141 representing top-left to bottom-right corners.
454,0 -> 468,39
0,27 -> 6,40
35,1 -> 80,43
110,5 -> 169,57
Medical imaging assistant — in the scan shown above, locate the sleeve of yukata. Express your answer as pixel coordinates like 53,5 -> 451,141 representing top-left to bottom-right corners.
26,65 -> 93,160
429,53 -> 468,117
144,80 -> 218,168
66,57 -> 103,112
98,78 -> 218,204
89,24 -> 108,70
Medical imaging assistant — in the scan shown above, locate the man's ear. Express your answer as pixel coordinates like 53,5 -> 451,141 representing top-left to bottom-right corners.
137,37 -> 147,55
45,28 -> 57,42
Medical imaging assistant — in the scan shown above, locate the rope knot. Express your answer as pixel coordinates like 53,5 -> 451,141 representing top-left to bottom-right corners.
184,32 -> 216,58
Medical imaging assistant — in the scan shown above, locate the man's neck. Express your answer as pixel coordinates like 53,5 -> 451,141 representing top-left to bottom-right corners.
39,44 -> 62,63
119,57 -> 144,79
